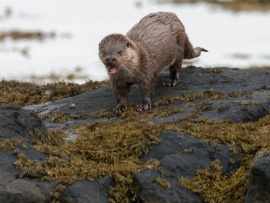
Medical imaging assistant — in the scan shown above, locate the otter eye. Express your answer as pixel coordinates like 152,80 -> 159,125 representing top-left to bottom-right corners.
99,50 -> 106,56
117,51 -> 122,55
126,42 -> 130,48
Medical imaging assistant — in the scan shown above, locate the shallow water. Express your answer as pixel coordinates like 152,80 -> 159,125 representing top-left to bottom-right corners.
0,0 -> 270,83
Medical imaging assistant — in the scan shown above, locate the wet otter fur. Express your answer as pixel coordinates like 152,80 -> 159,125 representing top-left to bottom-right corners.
99,12 -> 208,112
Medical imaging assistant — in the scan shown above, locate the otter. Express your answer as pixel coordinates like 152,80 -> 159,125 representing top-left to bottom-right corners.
99,12 -> 207,113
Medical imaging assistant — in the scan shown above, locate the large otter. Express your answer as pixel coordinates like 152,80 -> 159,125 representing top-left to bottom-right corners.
99,12 -> 207,113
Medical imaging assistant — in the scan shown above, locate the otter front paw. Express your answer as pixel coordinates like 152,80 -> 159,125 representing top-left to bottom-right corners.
116,103 -> 126,114
163,78 -> 179,87
136,103 -> 151,112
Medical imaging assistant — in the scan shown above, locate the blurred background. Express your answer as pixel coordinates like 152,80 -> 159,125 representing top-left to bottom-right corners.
0,0 -> 269,84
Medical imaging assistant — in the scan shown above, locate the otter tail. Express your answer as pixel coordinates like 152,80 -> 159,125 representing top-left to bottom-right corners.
183,35 -> 208,59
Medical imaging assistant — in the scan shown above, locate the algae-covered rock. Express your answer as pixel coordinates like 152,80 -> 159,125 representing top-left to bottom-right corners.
135,131 -> 237,203
0,105 -> 56,203
1,66 -> 270,202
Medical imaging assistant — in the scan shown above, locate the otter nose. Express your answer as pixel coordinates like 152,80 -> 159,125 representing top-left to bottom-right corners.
105,56 -> 116,64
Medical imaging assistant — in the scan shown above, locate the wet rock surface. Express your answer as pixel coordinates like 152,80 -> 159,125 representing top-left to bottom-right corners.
1,67 -> 270,202
60,176 -> 112,203
245,156 -> 270,203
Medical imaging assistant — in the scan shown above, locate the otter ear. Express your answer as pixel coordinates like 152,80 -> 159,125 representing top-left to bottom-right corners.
126,42 -> 130,48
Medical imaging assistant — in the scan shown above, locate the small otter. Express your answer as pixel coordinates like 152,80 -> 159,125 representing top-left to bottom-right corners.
99,12 -> 207,112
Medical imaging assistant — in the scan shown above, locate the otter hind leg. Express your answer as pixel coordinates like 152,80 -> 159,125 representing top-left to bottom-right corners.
163,61 -> 182,87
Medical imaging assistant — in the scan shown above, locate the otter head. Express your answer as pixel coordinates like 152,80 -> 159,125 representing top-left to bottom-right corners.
99,34 -> 137,75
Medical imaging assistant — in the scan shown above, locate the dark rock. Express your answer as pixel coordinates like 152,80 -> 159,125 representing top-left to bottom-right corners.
0,105 -> 47,141
0,151 -> 19,179
141,131 -> 213,163
200,90 -> 270,122
135,169 -> 201,203
245,156 -> 270,203
60,176 -> 112,203
0,178 -> 45,203
0,105 -> 48,162
0,178 -> 56,203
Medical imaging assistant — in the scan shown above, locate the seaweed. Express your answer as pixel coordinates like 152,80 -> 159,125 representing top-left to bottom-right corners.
153,90 -> 252,107
0,30 -> 55,42
153,177 -> 171,189
48,112 -> 83,122
14,117 -> 163,202
0,139 -> 23,151
179,160 -> 249,203
183,147 -> 195,154
91,108 -> 117,119
0,80 -> 109,107
204,68 -> 223,74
